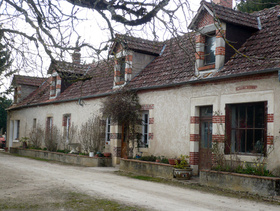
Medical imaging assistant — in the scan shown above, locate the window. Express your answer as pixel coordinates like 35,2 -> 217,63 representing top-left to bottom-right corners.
119,57 -> 125,81
63,114 -> 71,143
205,34 -> 216,65
141,111 -> 149,148
14,120 -> 20,140
46,117 -> 53,134
226,102 -> 266,154
54,76 -> 57,96
105,118 -> 111,145
33,118 -> 37,128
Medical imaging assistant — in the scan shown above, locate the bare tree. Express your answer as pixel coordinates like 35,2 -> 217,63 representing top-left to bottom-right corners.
79,116 -> 105,154
0,1 -> 192,77
28,124 -> 44,149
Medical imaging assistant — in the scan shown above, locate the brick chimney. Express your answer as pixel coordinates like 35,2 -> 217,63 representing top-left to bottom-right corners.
72,48 -> 81,64
213,0 -> 232,8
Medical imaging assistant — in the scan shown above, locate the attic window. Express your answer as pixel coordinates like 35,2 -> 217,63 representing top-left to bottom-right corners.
205,34 -> 216,65
119,57 -> 126,82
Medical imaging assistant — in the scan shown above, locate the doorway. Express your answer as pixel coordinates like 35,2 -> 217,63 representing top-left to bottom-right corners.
199,106 -> 213,170
121,124 -> 128,158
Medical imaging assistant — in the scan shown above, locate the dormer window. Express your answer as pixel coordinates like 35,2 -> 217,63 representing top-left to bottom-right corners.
50,72 -> 61,99
205,34 -> 216,65
113,52 -> 133,87
119,57 -> 126,82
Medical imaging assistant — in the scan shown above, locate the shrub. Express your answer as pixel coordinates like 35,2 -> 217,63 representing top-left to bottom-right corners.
45,125 -> 61,152
28,125 -> 44,149
79,116 -> 105,153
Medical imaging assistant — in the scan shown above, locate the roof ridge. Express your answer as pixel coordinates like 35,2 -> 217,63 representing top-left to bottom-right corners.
115,33 -> 163,44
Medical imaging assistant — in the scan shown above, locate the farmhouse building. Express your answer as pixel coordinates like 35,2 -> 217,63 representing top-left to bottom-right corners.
7,0 -> 280,175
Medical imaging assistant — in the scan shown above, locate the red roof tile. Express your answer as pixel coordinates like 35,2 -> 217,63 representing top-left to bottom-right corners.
215,5 -> 280,77
190,1 -> 259,30
12,75 -> 47,87
9,5 -> 280,110
111,34 -> 164,55
48,60 -> 89,75
128,33 -> 195,89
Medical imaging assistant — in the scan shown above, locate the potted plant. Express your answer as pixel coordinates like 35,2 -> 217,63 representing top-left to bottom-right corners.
168,158 -> 181,165
20,137 -> 29,149
173,155 -> 192,180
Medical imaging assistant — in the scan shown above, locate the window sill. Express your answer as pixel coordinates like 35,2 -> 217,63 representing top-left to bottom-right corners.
115,81 -> 125,86
198,64 -> 215,71
139,147 -> 149,153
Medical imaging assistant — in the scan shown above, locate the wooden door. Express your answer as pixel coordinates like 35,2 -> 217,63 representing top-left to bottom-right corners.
199,106 -> 213,170
121,124 -> 127,158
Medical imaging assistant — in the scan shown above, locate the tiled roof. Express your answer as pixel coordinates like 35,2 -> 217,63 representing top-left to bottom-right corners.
8,78 -> 51,110
9,4 -> 280,110
111,34 -> 164,55
54,60 -> 114,101
190,1 -> 259,30
215,5 -> 280,77
12,75 -> 47,87
48,60 -> 90,75
128,33 -> 195,89
8,59 -> 114,110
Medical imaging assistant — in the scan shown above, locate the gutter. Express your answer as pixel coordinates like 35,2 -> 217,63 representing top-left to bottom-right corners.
8,67 -> 279,111
131,67 -> 280,91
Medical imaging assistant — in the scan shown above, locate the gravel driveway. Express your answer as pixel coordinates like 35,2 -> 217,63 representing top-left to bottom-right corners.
0,152 -> 279,211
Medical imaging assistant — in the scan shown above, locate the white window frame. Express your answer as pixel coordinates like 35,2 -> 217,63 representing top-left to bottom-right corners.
141,111 -> 149,148
66,115 -> 71,144
13,120 -> 20,141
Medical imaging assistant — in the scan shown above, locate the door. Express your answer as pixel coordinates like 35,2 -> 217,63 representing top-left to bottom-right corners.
199,106 -> 213,170
121,124 -> 128,158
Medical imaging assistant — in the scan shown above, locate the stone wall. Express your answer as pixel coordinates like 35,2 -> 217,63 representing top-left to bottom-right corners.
10,148 -> 112,167
200,170 -> 280,197
120,159 -> 174,179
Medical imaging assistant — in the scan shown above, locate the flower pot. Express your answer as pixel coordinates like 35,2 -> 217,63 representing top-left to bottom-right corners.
173,168 -> 192,180
103,152 -> 111,157
168,159 -> 180,165
89,152 -> 94,157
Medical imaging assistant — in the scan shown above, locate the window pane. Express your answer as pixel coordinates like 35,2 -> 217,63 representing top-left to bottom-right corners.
238,105 -> 246,128
246,129 -> 254,153
200,106 -> 212,117
255,105 -> 264,128
255,129 -> 264,153
247,105 -> 254,128
239,129 -> 246,153
205,36 -> 216,64
229,102 -> 265,154
120,58 -> 125,81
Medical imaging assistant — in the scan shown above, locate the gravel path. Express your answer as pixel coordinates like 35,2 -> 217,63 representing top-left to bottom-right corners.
0,152 -> 279,211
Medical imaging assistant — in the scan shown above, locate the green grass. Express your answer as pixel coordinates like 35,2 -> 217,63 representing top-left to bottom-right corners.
0,191 -> 147,211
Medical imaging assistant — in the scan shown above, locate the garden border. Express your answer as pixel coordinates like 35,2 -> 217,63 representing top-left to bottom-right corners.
9,148 -> 112,167
120,158 -> 174,179
200,170 -> 280,196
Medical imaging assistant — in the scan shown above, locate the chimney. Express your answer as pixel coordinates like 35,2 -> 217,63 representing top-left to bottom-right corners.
72,48 -> 81,64
213,0 -> 232,8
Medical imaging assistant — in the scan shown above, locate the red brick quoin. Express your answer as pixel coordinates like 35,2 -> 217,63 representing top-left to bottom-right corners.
189,152 -> 199,165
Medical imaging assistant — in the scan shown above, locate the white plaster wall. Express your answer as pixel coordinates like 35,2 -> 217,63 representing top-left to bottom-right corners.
138,86 -> 192,158
7,73 -> 280,172
7,97 -> 106,146
137,74 -> 280,172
